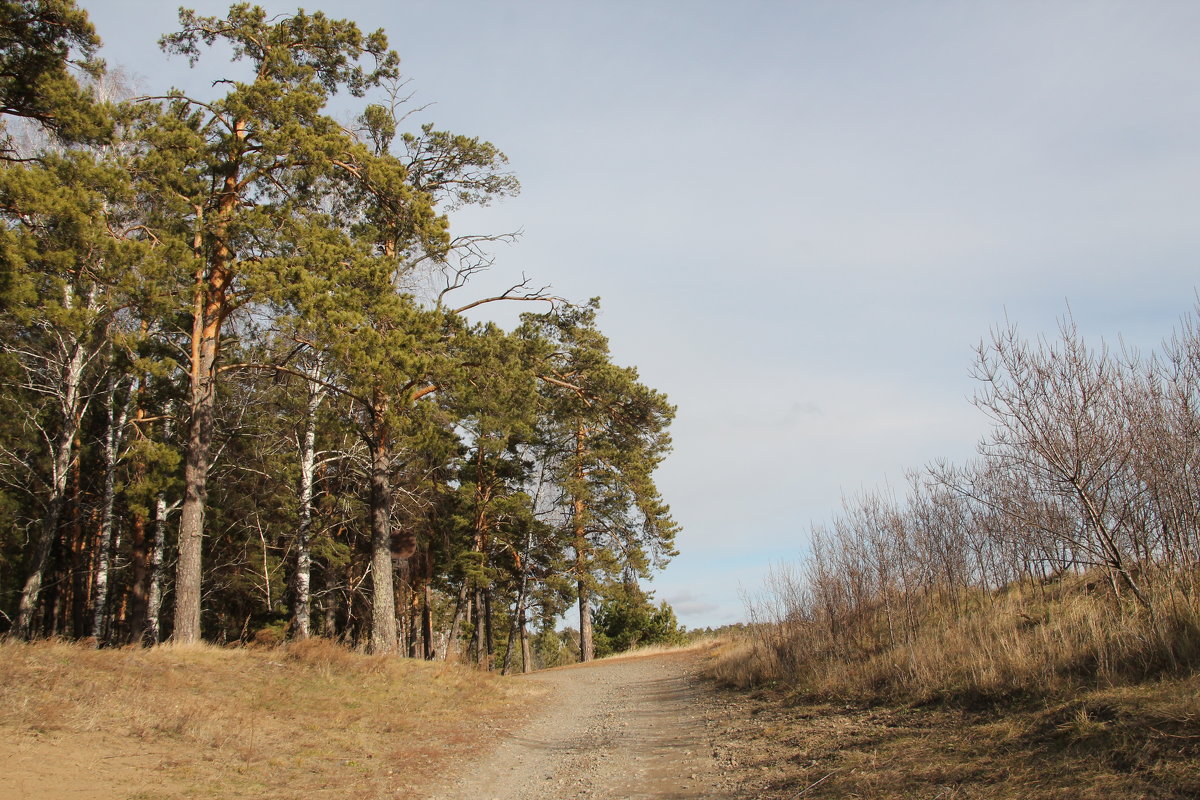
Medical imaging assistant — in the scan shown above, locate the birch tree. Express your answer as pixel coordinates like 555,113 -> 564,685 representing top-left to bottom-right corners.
0,148 -> 145,637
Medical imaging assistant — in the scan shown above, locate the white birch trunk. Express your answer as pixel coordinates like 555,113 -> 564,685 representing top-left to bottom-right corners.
145,405 -> 174,645
290,380 -> 324,639
15,284 -> 96,639
91,374 -> 129,642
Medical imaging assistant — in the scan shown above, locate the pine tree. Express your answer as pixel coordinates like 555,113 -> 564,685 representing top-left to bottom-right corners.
521,302 -> 679,661
0,0 -> 109,155
280,97 -> 520,653
136,5 -> 400,643
442,322 -> 544,665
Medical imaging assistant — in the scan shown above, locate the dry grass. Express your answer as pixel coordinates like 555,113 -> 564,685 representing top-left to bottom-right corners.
0,637 -> 539,800
703,577 -> 1200,798
595,636 -> 726,663
709,577 -> 1200,705
708,673 -> 1200,799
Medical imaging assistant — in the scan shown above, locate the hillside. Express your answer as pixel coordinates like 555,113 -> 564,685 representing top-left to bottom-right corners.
708,669 -> 1200,799
705,573 -> 1200,799
0,639 -> 535,800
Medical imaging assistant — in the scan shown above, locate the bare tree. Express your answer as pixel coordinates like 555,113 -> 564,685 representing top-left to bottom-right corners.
971,319 -> 1151,610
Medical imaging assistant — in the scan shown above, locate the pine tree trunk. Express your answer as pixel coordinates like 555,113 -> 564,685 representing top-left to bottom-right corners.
578,577 -> 594,662
175,234 -> 224,644
422,577 -> 434,660
175,196 -> 235,645
572,420 -> 594,662
520,612 -> 532,674
174,326 -> 216,644
368,423 -> 398,654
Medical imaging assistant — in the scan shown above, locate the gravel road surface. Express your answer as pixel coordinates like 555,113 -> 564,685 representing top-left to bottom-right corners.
427,651 -> 737,800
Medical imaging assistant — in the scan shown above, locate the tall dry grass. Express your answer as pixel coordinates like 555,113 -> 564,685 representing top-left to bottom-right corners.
708,572 -> 1200,704
589,636 -> 726,664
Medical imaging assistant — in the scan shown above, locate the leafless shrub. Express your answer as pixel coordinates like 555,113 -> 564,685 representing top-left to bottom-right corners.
721,309 -> 1200,700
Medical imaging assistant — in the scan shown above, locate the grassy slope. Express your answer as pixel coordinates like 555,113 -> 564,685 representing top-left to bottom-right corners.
708,673 -> 1200,799
703,577 -> 1200,799
0,638 -> 539,800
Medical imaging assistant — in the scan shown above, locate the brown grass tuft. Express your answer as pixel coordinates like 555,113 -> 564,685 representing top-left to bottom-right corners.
283,634 -> 371,671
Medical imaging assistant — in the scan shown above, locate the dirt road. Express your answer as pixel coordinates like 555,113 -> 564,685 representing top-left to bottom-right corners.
427,651 -> 739,800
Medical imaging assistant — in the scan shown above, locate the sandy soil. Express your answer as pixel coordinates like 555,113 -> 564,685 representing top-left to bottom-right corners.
0,731 -> 185,800
426,651 -> 741,800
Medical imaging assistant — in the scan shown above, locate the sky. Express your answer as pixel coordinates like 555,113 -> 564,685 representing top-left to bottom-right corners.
82,0 -> 1200,627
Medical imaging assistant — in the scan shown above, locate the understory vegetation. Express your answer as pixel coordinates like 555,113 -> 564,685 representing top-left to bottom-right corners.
716,311 -> 1200,704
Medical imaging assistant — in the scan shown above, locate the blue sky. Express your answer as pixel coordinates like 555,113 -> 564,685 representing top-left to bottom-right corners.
84,0 -> 1200,627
